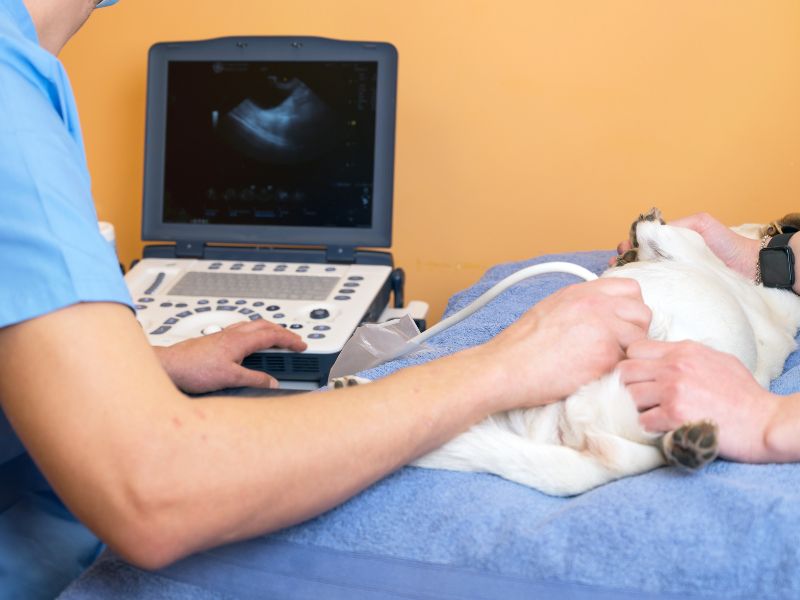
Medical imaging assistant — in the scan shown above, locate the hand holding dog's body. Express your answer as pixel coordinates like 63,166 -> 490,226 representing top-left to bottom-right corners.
484,278 -> 651,411
615,212 -> 800,463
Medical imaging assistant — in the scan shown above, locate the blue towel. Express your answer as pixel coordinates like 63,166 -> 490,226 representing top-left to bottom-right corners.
60,251 -> 800,600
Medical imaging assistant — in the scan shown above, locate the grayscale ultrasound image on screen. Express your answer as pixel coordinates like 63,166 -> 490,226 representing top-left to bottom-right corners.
162,61 -> 377,228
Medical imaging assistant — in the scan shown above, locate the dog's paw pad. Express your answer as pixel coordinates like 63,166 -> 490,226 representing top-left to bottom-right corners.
662,420 -> 719,470
330,376 -> 368,389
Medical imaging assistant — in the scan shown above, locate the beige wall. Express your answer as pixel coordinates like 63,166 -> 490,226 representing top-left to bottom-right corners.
62,0 -> 800,321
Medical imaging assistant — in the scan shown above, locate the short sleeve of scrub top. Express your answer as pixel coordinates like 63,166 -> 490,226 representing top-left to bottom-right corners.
0,0 -> 134,596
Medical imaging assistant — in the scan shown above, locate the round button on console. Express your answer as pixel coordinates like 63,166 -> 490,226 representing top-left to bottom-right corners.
334,295 -> 351,301
266,305 -> 280,312
310,309 -> 330,320
290,324 -> 303,330
308,333 -> 326,339
313,325 -> 331,331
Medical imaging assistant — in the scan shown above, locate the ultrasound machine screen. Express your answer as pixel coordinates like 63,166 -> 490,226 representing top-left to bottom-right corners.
163,61 -> 377,230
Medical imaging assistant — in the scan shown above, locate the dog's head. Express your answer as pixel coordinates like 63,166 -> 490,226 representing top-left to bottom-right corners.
761,213 -> 800,237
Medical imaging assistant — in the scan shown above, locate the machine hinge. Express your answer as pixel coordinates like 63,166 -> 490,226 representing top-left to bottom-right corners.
325,246 -> 356,263
175,240 -> 205,258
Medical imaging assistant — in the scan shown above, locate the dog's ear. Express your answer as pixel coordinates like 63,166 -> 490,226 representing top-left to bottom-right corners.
762,213 -> 800,236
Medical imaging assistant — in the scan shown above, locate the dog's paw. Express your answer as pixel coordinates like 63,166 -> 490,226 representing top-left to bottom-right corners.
661,420 -> 719,470
615,248 -> 639,267
615,208 -> 665,267
330,375 -> 370,389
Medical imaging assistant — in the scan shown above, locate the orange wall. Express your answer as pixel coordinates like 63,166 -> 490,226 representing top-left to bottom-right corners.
61,0 -> 800,321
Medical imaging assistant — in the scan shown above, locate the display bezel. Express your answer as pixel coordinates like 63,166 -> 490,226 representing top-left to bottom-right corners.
142,37 -> 397,249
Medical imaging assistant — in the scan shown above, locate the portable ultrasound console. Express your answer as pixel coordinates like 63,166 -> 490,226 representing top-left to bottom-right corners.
126,36 -> 399,384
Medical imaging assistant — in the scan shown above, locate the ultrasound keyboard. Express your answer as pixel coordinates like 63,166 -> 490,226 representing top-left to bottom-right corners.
125,258 -> 392,381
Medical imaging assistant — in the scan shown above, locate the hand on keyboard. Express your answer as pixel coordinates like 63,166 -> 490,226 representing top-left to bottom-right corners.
154,320 -> 307,393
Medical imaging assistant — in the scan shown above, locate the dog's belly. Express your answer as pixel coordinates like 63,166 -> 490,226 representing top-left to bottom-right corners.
603,261 -> 759,372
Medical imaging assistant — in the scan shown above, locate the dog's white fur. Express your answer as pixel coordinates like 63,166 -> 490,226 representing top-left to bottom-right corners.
405,221 -> 800,495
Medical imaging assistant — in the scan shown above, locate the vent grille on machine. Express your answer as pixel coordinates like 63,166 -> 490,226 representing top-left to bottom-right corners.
291,356 -> 319,373
241,354 -> 321,375
242,354 -> 288,374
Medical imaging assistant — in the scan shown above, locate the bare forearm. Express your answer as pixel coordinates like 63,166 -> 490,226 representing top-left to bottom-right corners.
106,347 -> 499,567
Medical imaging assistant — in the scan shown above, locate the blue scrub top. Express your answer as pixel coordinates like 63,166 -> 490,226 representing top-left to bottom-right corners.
0,0 -> 133,596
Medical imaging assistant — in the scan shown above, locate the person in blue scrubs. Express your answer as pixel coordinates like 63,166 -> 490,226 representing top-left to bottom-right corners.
0,1 -> 655,598
0,1 -> 307,595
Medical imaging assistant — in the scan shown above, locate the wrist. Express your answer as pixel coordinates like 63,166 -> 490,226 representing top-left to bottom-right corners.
465,340 -> 555,412
763,393 -> 800,462
153,345 -> 183,387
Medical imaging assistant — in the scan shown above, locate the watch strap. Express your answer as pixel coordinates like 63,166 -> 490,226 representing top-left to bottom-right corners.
768,232 -> 796,248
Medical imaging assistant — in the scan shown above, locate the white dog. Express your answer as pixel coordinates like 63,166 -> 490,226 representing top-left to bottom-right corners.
335,212 -> 800,495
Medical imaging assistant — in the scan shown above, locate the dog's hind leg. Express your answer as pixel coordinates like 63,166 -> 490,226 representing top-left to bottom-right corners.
414,421 -> 664,496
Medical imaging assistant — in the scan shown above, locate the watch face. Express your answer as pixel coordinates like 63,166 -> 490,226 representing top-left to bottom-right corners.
761,247 -> 795,288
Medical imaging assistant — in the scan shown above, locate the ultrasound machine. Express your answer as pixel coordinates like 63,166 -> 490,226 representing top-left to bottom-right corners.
125,37 -> 417,387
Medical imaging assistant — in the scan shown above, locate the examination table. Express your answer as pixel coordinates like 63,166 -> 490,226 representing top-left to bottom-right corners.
59,251 -> 800,600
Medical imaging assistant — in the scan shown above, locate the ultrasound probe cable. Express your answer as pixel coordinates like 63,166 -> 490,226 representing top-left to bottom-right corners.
381,262 -> 599,363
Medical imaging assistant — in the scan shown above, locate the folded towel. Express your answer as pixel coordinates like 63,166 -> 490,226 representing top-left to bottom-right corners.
60,251 -> 800,600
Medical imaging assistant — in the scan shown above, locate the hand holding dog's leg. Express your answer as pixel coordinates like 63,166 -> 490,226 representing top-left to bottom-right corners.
618,339 -> 789,463
667,213 -> 761,279
610,212 -> 760,276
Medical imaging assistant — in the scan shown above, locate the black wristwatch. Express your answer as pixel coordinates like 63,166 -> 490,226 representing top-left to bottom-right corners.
759,232 -> 797,290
